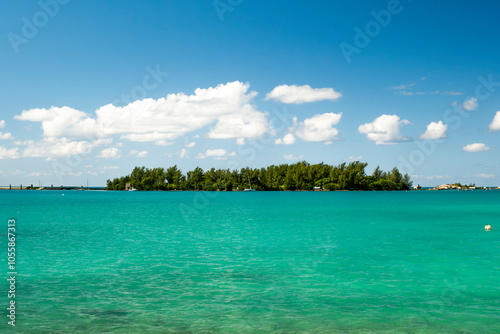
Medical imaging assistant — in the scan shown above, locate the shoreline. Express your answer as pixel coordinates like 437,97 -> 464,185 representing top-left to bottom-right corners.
2,187 -> 499,192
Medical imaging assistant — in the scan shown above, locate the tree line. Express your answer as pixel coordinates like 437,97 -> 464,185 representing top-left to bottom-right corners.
105,161 -> 412,191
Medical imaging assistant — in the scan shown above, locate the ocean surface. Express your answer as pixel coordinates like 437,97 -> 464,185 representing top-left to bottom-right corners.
1,190 -> 499,333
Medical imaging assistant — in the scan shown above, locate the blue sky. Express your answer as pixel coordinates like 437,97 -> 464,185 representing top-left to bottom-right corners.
1,0 -> 500,187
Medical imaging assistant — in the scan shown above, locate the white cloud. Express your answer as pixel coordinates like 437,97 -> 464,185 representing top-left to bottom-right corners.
396,91 -> 414,96
198,149 -> 227,159
283,154 -> 304,161
20,137 -> 108,158
121,133 -> 175,142
265,84 -> 341,104
474,173 -> 495,178
274,133 -> 296,145
462,97 -> 478,111
13,140 -> 34,146
294,113 -> 342,142
155,140 -> 173,146
0,147 -> 20,159
179,149 -> 189,159
0,120 -> 5,128
206,111 -> 270,139
236,138 -> 245,145
92,166 -> 119,171
420,121 -> 447,140
358,114 -> 411,145
462,143 -> 490,152
431,91 -> 463,96
130,150 -> 148,158
197,148 -> 236,159
97,147 -> 121,159
186,141 -> 196,148
15,81 -> 272,144
345,155 -> 362,162
105,81 -> 269,141
392,83 -> 415,90
0,132 -> 13,140
489,111 -> 500,132
14,106 -> 99,138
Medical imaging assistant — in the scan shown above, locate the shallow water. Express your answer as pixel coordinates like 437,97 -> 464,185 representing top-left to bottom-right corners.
1,190 -> 499,333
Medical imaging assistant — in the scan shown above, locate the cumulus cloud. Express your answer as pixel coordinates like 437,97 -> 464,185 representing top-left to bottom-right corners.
20,137 -> 110,158
155,140 -> 173,146
283,154 -> 304,160
274,133 -> 296,145
420,121 -> 447,139
358,114 -> 411,145
97,147 -> 121,159
201,149 -> 226,157
0,132 -> 13,140
186,142 -> 196,148
489,111 -> 500,132
265,84 -> 341,104
294,113 -> 342,142
462,97 -> 478,111
197,149 -> 236,160
206,111 -> 269,139
130,150 -> 148,158
13,140 -> 34,146
14,106 -> 99,138
462,143 -> 490,152
14,82 -> 272,144
0,120 -> 5,128
0,147 -> 20,159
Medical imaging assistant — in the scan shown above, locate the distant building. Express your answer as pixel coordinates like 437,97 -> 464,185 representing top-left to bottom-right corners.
413,184 -> 422,190
125,183 -> 131,191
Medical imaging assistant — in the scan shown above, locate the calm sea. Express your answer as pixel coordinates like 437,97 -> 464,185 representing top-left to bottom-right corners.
1,190 -> 499,333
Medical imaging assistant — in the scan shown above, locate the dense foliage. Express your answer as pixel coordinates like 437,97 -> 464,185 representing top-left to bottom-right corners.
106,161 -> 412,191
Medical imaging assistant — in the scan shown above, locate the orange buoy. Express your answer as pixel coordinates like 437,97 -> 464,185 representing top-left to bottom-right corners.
485,225 -> 492,231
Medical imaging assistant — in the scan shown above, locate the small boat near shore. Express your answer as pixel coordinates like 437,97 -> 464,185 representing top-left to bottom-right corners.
244,173 -> 255,191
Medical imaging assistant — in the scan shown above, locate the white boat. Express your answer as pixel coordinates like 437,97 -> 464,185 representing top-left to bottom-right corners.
128,187 -> 137,191
244,173 -> 255,191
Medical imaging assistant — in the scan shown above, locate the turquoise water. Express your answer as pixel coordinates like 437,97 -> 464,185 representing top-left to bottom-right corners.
1,190 -> 500,333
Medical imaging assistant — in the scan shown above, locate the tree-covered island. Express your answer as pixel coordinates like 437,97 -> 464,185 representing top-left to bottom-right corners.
106,161 -> 412,191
